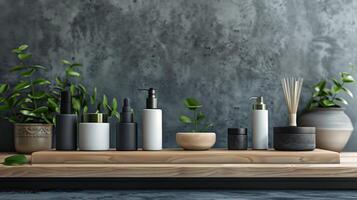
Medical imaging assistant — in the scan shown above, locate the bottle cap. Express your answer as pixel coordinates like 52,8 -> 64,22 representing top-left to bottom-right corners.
228,128 -> 247,135
82,113 -> 108,123
60,90 -> 72,114
120,98 -> 134,123
139,88 -> 158,109
249,96 -> 267,110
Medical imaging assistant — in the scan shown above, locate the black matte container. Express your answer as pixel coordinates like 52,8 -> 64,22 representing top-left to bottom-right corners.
116,98 -> 138,151
273,126 -> 316,151
56,91 -> 78,151
228,128 -> 247,150
117,123 -> 137,150
56,115 -> 78,150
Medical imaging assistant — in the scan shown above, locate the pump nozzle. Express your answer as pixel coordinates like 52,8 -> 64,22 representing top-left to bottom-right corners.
139,88 -> 158,109
249,96 -> 267,110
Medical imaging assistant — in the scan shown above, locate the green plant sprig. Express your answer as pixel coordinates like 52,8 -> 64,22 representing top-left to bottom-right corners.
179,98 -> 213,132
307,68 -> 355,110
0,45 -> 53,124
0,44 -> 120,125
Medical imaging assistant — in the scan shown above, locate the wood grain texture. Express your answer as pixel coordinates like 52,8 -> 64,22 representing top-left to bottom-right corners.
31,149 -> 340,164
0,163 -> 357,178
0,151 -> 353,178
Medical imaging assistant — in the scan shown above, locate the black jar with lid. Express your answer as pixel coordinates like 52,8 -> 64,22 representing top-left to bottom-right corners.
228,128 -> 247,150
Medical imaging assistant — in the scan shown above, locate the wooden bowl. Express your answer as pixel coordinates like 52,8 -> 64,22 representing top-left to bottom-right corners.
176,132 -> 216,150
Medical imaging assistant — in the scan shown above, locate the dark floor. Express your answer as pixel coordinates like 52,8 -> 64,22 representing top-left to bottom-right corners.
0,190 -> 357,200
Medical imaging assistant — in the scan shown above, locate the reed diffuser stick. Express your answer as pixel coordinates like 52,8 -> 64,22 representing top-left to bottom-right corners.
281,77 -> 303,126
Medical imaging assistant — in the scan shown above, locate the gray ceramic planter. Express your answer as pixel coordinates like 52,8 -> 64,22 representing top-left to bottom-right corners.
299,108 -> 353,152
14,124 -> 53,154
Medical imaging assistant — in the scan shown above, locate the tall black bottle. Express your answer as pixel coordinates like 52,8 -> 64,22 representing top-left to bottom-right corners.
56,91 -> 78,150
116,98 -> 137,150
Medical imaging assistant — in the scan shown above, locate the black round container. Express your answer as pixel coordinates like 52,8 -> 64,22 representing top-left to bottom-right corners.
228,128 -> 247,150
273,126 -> 316,151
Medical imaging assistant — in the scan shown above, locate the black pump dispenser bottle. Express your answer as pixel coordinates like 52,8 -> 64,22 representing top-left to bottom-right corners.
56,91 -> 78,150
116,98 -> 138,151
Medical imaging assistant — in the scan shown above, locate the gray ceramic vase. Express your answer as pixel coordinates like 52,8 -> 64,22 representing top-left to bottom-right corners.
14,123 -> 53,154
299,108 -> 353,152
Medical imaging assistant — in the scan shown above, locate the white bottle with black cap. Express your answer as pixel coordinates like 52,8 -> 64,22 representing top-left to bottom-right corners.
141,88 -> 162,150
250,96 -> 268,150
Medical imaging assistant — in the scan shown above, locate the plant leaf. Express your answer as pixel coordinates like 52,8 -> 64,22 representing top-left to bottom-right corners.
70,84 -> 76,96
70,63 -> 82,68
33,106 -> 48,114
0,104 -> 10,111
62,59 -> 71,65
18,44 -> 29,51
179,115 -> 192,124
78,84 -> 87,94
90,87 -> 97,105
20,110 -> 37,117
335,97 -> 348,105
72,97 -> 81,112
3,154 -> 28,166
18,53 -> 32,60
28,91 -> 46,99
314,80 -> 326,92
321,99 -> 335,107
14,81 -> 30,91
0,84 -> 8,94
103,95 -> 108,108
33,78 -> 51,85
31,65 -> 47,71
331,84 -> 342,94
197,112 -> 205,122
341,73 -> 355,83
48,98 -> 58,112
112,98 -> 118,112
183,98 -> 202,110
66,68 -> 80,77
342,87 -> 354,98
20,69 -> 34,77
10,65 -> 26,72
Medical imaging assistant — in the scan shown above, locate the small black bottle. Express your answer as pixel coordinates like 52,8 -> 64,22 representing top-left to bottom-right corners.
116,98 -> 137,151
56,91 -> 78,150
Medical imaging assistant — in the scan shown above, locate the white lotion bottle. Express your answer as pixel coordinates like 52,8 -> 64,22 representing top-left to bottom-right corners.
250,96 -> 268,150
141,88 -> 162,150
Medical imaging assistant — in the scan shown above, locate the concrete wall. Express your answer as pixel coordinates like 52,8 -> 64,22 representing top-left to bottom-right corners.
1,0 -> 357,150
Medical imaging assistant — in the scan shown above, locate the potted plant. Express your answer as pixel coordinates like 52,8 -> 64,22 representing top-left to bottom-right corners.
0,45 -> 55,153
299,69 -> 355,152
176,98 -> 215,150
0,45 -> 120,153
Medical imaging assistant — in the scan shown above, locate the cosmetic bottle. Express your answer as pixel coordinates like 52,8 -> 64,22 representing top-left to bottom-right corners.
78,113 -> 109,151
116,98 -> 137,151
250,96 -> 268,150
228,128 -> 247,150
140,88 -> 162,151
56,91 -> 78,151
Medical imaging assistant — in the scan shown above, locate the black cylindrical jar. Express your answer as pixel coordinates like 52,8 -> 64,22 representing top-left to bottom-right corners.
228,128 -> 247,150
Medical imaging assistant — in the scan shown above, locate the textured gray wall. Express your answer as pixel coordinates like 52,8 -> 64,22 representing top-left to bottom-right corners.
1,0 -> 357,151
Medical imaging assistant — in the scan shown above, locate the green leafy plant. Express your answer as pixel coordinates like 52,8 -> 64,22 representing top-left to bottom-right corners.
53,59 -> 119,119
0,44 -> 120,124
307,69 -> 355,110
179,98 -> 213,132
0,45 -> 54,123
2,154 -> 28,166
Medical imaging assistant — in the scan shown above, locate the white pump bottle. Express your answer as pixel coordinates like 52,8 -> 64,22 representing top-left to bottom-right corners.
250,96 -> 268,150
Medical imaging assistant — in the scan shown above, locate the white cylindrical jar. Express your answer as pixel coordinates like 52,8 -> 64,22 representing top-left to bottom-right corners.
142,109 -> 162,150
78,113 -> 110,151
250,96 -> 269,150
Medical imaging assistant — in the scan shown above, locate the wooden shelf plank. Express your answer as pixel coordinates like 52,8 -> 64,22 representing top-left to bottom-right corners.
31,149 -> 340,164
0,163 -> 356,178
